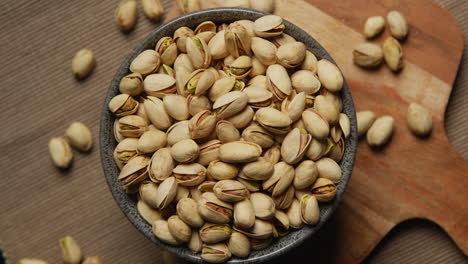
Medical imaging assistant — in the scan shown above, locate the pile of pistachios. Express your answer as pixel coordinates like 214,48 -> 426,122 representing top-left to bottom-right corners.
109,15 -> 349,263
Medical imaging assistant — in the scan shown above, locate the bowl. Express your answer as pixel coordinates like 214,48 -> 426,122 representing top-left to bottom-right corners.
100,8 -> 357,263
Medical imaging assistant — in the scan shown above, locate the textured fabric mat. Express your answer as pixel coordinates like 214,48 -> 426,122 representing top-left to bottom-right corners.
0,0 -> 466,263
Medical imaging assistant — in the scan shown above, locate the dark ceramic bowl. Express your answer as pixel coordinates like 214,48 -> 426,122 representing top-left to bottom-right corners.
100,8 -> 357,263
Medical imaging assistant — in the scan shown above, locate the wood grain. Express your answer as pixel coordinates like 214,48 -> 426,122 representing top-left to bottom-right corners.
166,0 -> 467,262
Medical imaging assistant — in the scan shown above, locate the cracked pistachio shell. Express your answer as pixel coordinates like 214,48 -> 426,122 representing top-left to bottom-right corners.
195,21 -> 216,34
130,50 -> 161,75
316,157 -> 341,183
294,160 -> 319,189
168,215 -> 192,243
228,231 -> 251,258
142,0 -> 164,21
407,103 -> 432,137
263,144 -> 281,164
137,129 -> 167,154
197,31 -> 216,46
281,92 -> 306,122
224,55 -> 236,66
186,36 -> 211,69
166,121 -> 190,146
272,209 -> 290,236
200,223 -> 232,244
286,199 -> 303,229
242,124 -> 274,149
114,138 -> 138,168
198,192 -> 233,224
59,236 -> 82,264
207,160 -> 238,180
189,231 -> 203,253
177,197 -> 204,228
189,110 -> 217,140
213,91 -> 248,119
201,243 -> 231,263
383,37 -> 404,71
139,181 -> 159,208
198,140 -> 222,166
109,94 -> 139,117
158,64 -> 175,78
311,178 -> 337,202
281,128 -> 312,164
250,56 -> 267,77
119,73 -> 143,96
266,64 -> 292,101
277,42 -> 306,68
154,176 -> 178,209
339,113 -> 351,138
302,108 -> 330,140
224,23 -> 252,58
225,56 -> 252,79
240,157 -> 274,181
353,43 -> 384,68
173,163 -> 206,187
144,96 -> 172,130
263,162 -> 295,196
155,37 -> 178,66
225,106 -> 254,129
175,185 -> 190,201
233,199 -> 255,230
248,75 -> 268,90
163,94 -> 190,121
327,136 -> 344,162
300,194 -> 320,225
219,141 -> 262,163
137,199 -> 163,224
314,95 -> 339,124
255,107 -> 292,134
174,26 -> 195,53
301,50 -> 318,73
251,37 -> 277,66
293,119 -> 306,130
291,70 -> 321,95
254,15 -> 285,38
235,20 -> 255,37
118,115 -> 148,138
209,77 -> 242,102
273,185 -> 295,210
208,30 -> 230,60
174,53 -> 194,73
71,48 -> 95,79
367,115 -> 395,147
237,178 -> 262,192
148,148 -> 174,182
115,0 -> 137,32
171,139 -> 199,163
214,180 -> 249,202
216,120 -> 240,143
185,69 -> 216,96
187,95 -> 211,117
357,110 -> 376,137
223,0 -> 250,8
364,16 -> 385,39
65,122 -> 93,152
177,0 -> 201,13
175,66 -> 192,97
199,181 -> 216,193
387,11 -> 408,40
243,86 -> 273,109
236,219 -> 274,240
251,0 -> 275,13
317,59 -> 343,92
270,33 -> 295,48
153,220 -> 182,245
250,193 -> 275,220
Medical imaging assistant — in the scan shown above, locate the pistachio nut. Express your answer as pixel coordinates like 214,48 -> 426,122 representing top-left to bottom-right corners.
254,15 -> 285,38
175,66 -> 192,97
281,128 -> 311,164
228,231 -> 251,258
143,96 -> 172,130
250,0 -> 275,13
266,64 -> 292,101
305,138 -> 326,161
302,108 -> 330,140
383,37 -> 404,72
185,69 -> 216,96
224,56 -> 252,79
113,138 -> 138,168
198,192 -> 233,224
238,179 -> 262,193
243,86 -> 273,108
366,115 -> 395,147
249,56 -> 267,77
314,95 -> 339,124
255,107 -> 292,134
17,259 -> 49,264
317,59 -> 343,92
213,180 -> 249,202
82,256 -> 103,264
148,148 -> 174,182
263,162 -> 295,196
139,181 -> 159,209
281,92 -> 306,122
272,185 -> 295,210
407,103 -> 432,137
301,51 -> 318,73
137,199 -> 163,224
168,215 -> 192,243
162,94 -> 190,121
294,160 -> 319,189
59,236 -> 83,264
197,31 -> 216,45
64,122 -> 93,152
387,10 -> 408,40
199,180 -> 216,193
200,223 -> 232,244
130,50 -> 161,75
174,27 -> 195,53
286,199 -> 303,229
166,121 -> 190,146
109,94 -> 139,117
152,220 -> 182,245
141,0 -> 164,21
235,20 -> 255,37
231,198 -> 255,230
223,0 -> 250,8
157,64 -> 175,77
353,43 -> 384,68
207,160 -> 238,180
174,53 -> 195,73
216,120 -> 241,143
212,91 -> 248,119
311,178 -> 337,202
316,157 -> 341,183
186,95 -> 210,117
171,139 -> 199,163
224,22 -> 252,58
155,37 -> 178,66
136,104 -> 150,125
293,119 -> 306,130
154,176 -> 178,209
224,55 -> 236,66
175,185 -> 190,202
173,163 -> 206,187
219,141 -> 262,163
235,219 -> 274,240
177,197 -> 204,228
137,129 -> 167,154
339,113 -> 351,138
208,30 -> 230,60
249,192 -> 275,220
251,37 -> 277,66
277,41 -> 306,68
263,144 -> 280,164
115,0 -> 137,32
364,16 -> 385,39
240,157 -> 274,181
189,231 -> 203,253
118,156 -> 149,192
248,75 -> 268,90
186,36 -> 212,69
291,70 -> 321,95
328,137 -> 344,162
225,106 -> 254,129
201,243 -> 232,263
198,140 -> 222,166
209,77 -> 243,102
242,124 -> 274,149
357,110 -> 376,137
119,73 -> 143,96
272,210 -> 290,237
176,0 -> 201,14
250,238 -> 272,250
270,33 -> 295,47
300,194 -> 320,225
188,110 -> 216,139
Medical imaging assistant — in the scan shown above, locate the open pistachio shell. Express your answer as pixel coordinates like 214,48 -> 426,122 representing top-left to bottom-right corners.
262,162 -> 295,196
254,15 -> 285,38
200,223 -> 232,244
144,96 -> 173,130
255,107 -> 292,134
148,148 -> 174,182
251,37 -> 277,66
219,141 -> 262,163
225,55 -> 252,79
300,194 -> 320,225
166,121 -> 191,146
114,138 -> 138,168
291,70 -> 321,95
208,30 -> 230,60
302,108 -> 330,140
109,94 -> 139,117
118,115 -> 148,138
173,163 -> 206,187
155,37 -> 178,66
266,64 -> 292,101
198,140 -> 222,166
130,50 -> 161,75
198,192 -> 233,224
118,156 -> 149,193
186,36 -> 212,69
243,86 -> 273,109
201,243 -> 232,263
188,110 -> 217,139
277,42 -> 306,68
173,26 -> 194,53
273,185 -> 295,210
214,180 -> 249,202
213,91 -> 249,120
154,176 -> 178,209
207,160 -> 238,180
281,92 -> 306,122
224,22 -> 252,58
281,128 -> 312,164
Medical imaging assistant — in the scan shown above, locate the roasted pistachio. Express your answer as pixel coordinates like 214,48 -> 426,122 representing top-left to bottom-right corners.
281,92 -> 306,122
272,185 -> 295,210
200,223 -> 232,244
281,128 -> 311,164
144,96 -> 172,130
198,192 -> 233,224
171,139 -> 199,163
225,106 -> 254,129
201,243 -> 231,263
240,157 -> 274,181
114,138 -> 138,168
177,197 -> 204,228
207,160 -> 238,180
156,37 -> 178,66
184,68 -> 216,96
241,124 -> 274,149
387,10 -> 408,40
228,231 -> 251,258
243,86 -> 273,108
214,180 -> 249,202
300,194 -> 320,225
364,16 -> 385,39
115,0 -> 137,32
301,51 -> 318,73
189,110 -> 217,139
71,48 -> 95,79
263,162 -> 295,196
294,160 -> 319,189
357,110 -> 376,137
316,157 -> 341,183
266,64 -> 292,101
189,231 -> 203,253
154,176 -> 178,209
251,37 -> 277,66
187,95 -> 211,116
109,94 -> 139,117
367,115 -> 395,147
219,141 -> 262,163
302,108 -> 329,140
130,50 -> 161,75
139,181 -> 159,209
235,219 -> 273,240
317,59 -> 343,92
353,43 -> 384,68
383,37 -> 404,72
254,15 -> 285,38
216,120 -> 241,143
142,0 -> 164,21
277,42 -> 306,68
148,148 -> 174,182
250,192 -> 275,220
407,103 -> 432,137
255,107 -> 292,134
168,215 -> 192,243
286,199 -> 303,229
173,163 -> 206,187
213,91 -> 249,119
225,22 -> 252,58
314,95 -> 339,124
120,73 -> 143,96
177,0 -> 201,13
137,129 -> 167,154
118,156 -> 149,193
186,36 -> 212,69
163,94 -> 190,121
250,0 -> 275,13
153,220 -> 182,245
311,178 -> 337,202
65,122 -> 93,152
198,140 -> 222,166
225,55 -> 252,79
59,236 -> 83,264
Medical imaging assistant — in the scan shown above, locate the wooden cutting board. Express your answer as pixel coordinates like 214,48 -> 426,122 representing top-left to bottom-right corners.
166,0 -> 467,262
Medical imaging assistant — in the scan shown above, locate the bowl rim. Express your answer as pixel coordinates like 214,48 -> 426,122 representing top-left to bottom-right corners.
100,7 -> 357,263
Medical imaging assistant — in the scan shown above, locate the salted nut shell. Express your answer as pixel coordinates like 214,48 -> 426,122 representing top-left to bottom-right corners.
189,231 -> 203,253
216,120 -> 240,143
291,70 -> 321,95
130,50 -> 161,75
240,157 -> 274,181
137,199 -> 163,224
168,215 -> 192,243
233,199 -> 255,230
198,140 -> 222,166
302,108 -> 330,140
118,156 -> 150,193
301,50 -> 318,73
137,129 -> 167,155
300,194 -> 320,225
270,33 -> 295,48
49,137 -> 73,169
407,103 -> 432,137
213,91 -> 249,119
357,110 -> 376,137
184,69 -> 216,96
263,161 -> 295,196
317,59 -> 343,92
276,42 -> 306,68
155,37 -> 178,66
200,223 -> 232,244
294,160 -> 318,189
173,163 -> 206,187
250,193 -> 276,220
118,115 -> 148,138
387,10 -> 408,40
273,185 -> 295,210
224,22 -> 252,58
201,243 -> 232,263
152,220 -> 181,245
311,178 -> 337,202
163,94 -> 190,121
235,219 -> 274,240
173,26 -> 194,53
243,86 -> 273,108
171,139 -> 199,163
281,92 -> 306,122
228,232 -> 251,258
235,20 -> 255,37
148,148 -> 174,182
177,197 -> 204,228
144,96 -> 172,130
166,121 -> 190,146
186,36 -> 212,69
248,75 -> 268,90
225,106 -> 254,129
314,95 -> 339,124
209,77 -> 243,102
272,210 -> 290,236
316,157 -> 342,183
366,115 -> 395,147
255,107 -> 292,134
187,95 -> 211,116
251,37 -> 277,66
383,37 -> 404,72
207,160 -> 238,181
364,16 -> 385,39
219,141 -> 262,163
287,199 -> 303,229
281,128 -> 312,164
353,43 -> 384,68
224,56 -> 252,79
242,124 -> 274,149
339,113 -> 351,138
119,73 -> 143,96
208,30 -> 229,60
263,144 -> 281,164
199,181 -> 216,193
198,192 -> 233,224
154,176 -> 178,209
213,180 -> 249,202
113,138 -> 138,169
109,94 -> 139,117
188,110 -> 217,139
174,53 -> 194,73
254,15 -> 285,38
266,64 -> 292,101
